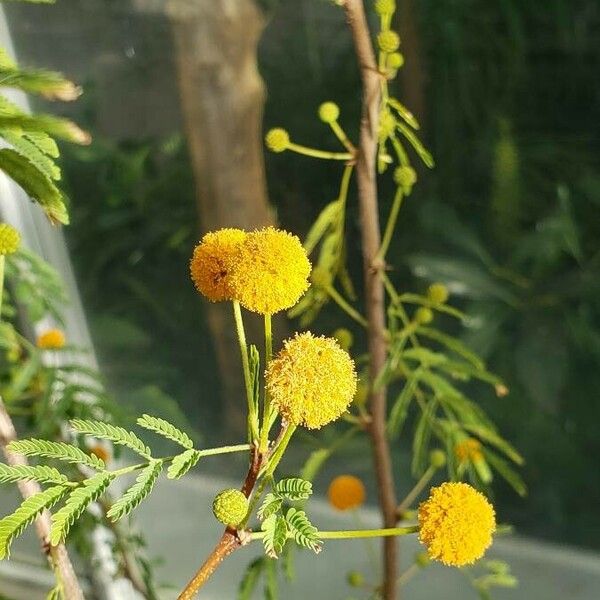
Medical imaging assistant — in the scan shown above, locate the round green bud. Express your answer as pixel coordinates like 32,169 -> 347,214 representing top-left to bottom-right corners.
415,307 -> 434,325
393,165 -> 417,193
212,488 -> 248,527
347,570 -> 365,588
387,52 -> 404,69
265,128 -> 290,153
375,0 -> 396,16
333,328 -> 354,351
415,551 -> 431,568
379,110 -> 396,139
318,101 -> 340,124
377,30 -> 400,54
427,283 -> 449,305
0,223 -> 20,256
429,449 -> 447,468
310,265 -> 332,289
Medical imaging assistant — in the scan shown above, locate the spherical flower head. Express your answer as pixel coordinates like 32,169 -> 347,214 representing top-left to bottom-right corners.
418,482 -> 496,566
455,438 -> 484,464
427,282 -> 449,305
212,488 -> 248,527
375,0 -> 396,16
318,101 -> 340,124
230,227 -> 311,314
346,570 -> 365,588
393,165 -> 417,193
379,110 -> 396,139
266,332 -> 357,429
429,449 -> 447,469
333,327 -> 353,351
415,307 -> 434,325
377,30 -> 401,53
387,52 -> 404,69
0,223 -> 20,255
328,475 -> 366,511
265,128 -> 290,153
190,229 -> 247,302
36,329 -> 66,350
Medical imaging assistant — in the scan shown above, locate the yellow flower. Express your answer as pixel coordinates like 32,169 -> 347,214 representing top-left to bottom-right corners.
89,444 -> 111,465
36,329 -> 66,350
328,475 -> 366,511
0,223 -> 20,255
318,101 -> 340,124
377,30 -> 401,54
190,229 -> 246,302
418,482 -> 496,566
266,332 -> 357,429
427,282 -> 449,305
265,128 -> 290,153
229,227 -> 311,314
455,438 -> 484,464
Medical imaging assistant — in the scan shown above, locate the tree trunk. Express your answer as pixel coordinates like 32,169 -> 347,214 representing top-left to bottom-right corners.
166,0 -> 273,434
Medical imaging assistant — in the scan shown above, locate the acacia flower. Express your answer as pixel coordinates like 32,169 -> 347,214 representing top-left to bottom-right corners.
328,475 -> 366,511
229,227 -> 311,315
265,128 -> 290,153
36,329 -> 66,350
418,482 -> 496,566
212,488 -> 248,528
455,438 -> 484,464
0,223 -> 20,255
266,332 -> 357,429
190,228 -> 246,302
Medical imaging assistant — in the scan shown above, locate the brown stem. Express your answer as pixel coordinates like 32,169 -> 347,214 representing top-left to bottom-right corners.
0,400 -> 84,600
342,2 -> 399,599
178,445 -> 262,599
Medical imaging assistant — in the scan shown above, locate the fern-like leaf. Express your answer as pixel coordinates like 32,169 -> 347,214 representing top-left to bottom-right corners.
275,478 -> 312,501
0,485 -> 69,559
0,463 -> 68,485
166,449 -> 201,480
7,439 -> 105,470
257,493 -> 283,521
69,420 -> 151,459
50,472 -> 113,545
136,415 -> 193,450
107,460 -> 162,522
261,514 -> 288,558
285,508 -> 321,554
0,129 -> 60,180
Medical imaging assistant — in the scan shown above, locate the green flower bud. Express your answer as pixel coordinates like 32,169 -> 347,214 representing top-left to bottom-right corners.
375,0 -> 396,16
429,449 -> 447,468
427,283 -> 449,305
377,30 -> 400,53
265,128 -> 290,153
212,488 -> 248,527
393,165 -> 417,193
347,570 -> 365,587
415,307 -> 434,325
387,52 -> 404,69
333,328 -> 354,351
379,110 -> 396,139
318,101 -> 340,124
0,223 -> 20,256
415,551 -> 431,568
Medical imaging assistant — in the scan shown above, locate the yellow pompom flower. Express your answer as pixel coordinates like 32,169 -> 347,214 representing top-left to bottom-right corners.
328,475 -> 366,511
266,332 -> 357,429
229,227 -> 311,314
36,329 -> 66,350
318,101 -> 340,124
190,229 -> 246,302
265,128 -> 290,153
0,223 -> 20,255
455,438 -> 484,464
418,482 -> 496,566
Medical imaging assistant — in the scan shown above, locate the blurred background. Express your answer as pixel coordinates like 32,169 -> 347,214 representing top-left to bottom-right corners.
1,0 -> 599,597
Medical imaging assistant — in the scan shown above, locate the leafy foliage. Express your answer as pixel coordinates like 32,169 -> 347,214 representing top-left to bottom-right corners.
284,508 -> 321,554
70,419 -> 152,459
167,449 -> 201,480
261,514 -> 287,558
7,439 -> 105,471
137,414 -> 193,450
0,463 -> 68,485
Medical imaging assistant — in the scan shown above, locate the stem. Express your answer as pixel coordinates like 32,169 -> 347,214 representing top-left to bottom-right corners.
329,120 -> 356,153
259,314 -> 273,453
250,525 -> 418,541
377,187 -> 405,261
324,283 -> 368,327
0,255 -> 4,318
287,142 -> 353,161
343,2 -> 399,598
396,465 -> 435,518
397,563 -> 419,587
233,301 -> 258,441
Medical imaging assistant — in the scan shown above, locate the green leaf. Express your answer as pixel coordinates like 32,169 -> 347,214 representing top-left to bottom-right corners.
285,508 -> 321,554
238,557 -> 265,600
50,472 -> 113,545
136,414 -> 193,450
274,478 -> 312,501
387,97 -> 420,129
7,439 -> 105,470
0,114 -> 89,144
261,514 -> 288,558
483,449 -> 527,496
303,200 -> 341,254
46,585 -> 62,600
417,327 -> 485,369
166,448 -> 201,480
387,370 -> 420,438
258,493 -> 283,521
0,68 -> 79,101
264,557 -> 278,600
0,464 -> 68,485
397,122 -> 434,167
0,485 -> 69,559
107,460 -> 162,521
69,419 -> 152,459
0,128 -> 61,180
411,398 -> 438,475
463,424 -> 523,465
0,148 -> 67,224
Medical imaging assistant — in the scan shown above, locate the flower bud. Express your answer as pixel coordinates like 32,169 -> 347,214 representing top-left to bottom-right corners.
347,570 -> 365,587
265,128 -> 290,153
377,30 -> 400,53
429,449 -> 447,469
212,489 -> 248,527
318,101 -> 340,124
387,52 -> 404,69
0,223 -> 20,256
427,283 -> 449,305
393,165 -> 417,194
375,0 -> 396,16
415,307 -> 434,325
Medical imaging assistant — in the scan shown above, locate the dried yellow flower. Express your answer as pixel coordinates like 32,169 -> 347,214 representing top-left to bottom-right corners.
328,475 -> 366,511
418,482 -> 496,566
190,229 -> 246,302
36,329 -> 66,350
0,223 -> 20,255
229,227 -> 311,314
266,332 -> 357,429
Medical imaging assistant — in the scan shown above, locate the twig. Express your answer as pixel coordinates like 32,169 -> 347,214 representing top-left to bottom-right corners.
342,1 -> 399,598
